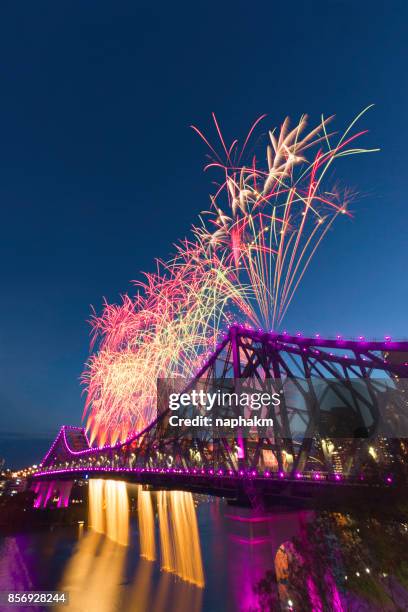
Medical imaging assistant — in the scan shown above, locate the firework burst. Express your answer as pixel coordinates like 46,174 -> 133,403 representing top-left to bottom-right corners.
191,107 -> 377,328
83,108 -> 377,444
82,249 -> 247,444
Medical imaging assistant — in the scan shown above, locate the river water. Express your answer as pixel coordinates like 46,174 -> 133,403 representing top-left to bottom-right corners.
0,495 -> 308,612
0,492 -> 407,611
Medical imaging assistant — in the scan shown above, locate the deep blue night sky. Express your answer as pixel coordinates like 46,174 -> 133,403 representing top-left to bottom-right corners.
1,1 -> 407,467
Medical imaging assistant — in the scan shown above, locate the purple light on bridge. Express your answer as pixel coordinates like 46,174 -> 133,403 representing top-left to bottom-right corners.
33,326 -> 408,496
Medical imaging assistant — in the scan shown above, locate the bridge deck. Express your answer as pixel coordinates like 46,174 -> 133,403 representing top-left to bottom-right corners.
31,465 -> 395,510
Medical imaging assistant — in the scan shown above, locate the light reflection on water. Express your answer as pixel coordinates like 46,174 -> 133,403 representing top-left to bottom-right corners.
88,482 -> 205,588
57,533 -> 126,612
0,536 -> 34,592
0,498 -> 330,612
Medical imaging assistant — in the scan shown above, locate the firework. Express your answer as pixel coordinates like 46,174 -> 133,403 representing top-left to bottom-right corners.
83,109 -> 377,444
82,249 -> 247,444
191,107 -> 377,328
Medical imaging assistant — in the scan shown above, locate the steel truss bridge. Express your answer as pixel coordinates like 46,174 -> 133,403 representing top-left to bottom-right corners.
32,326 -> 408,507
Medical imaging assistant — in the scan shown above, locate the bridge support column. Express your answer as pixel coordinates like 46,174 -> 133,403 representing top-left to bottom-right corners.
42,481 -> 57,508
32,480 -> 56,508
57,481 -> 73,508
32,481 -> 47,508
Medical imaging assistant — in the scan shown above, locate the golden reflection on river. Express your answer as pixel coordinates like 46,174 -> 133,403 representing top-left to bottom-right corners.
137,486 -> 156,560
56,481 -> 204,611
157,490 -> 204,586
57,529 -> 203,612
56,532 -> 127,612
88,479 -> 129,546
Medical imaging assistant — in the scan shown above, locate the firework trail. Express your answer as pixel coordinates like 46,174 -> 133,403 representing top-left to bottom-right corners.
83,109 -> 377,444
82,250 -> 248,444
191,107 -> 377,329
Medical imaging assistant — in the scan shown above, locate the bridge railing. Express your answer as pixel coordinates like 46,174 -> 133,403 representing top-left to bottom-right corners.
33,455 -> 395,488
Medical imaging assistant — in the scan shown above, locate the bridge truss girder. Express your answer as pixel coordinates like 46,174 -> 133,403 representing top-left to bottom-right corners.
40,327 -> 408,481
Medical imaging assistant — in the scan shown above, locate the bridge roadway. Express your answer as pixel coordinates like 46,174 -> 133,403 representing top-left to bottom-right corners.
31,465 -> 395,509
